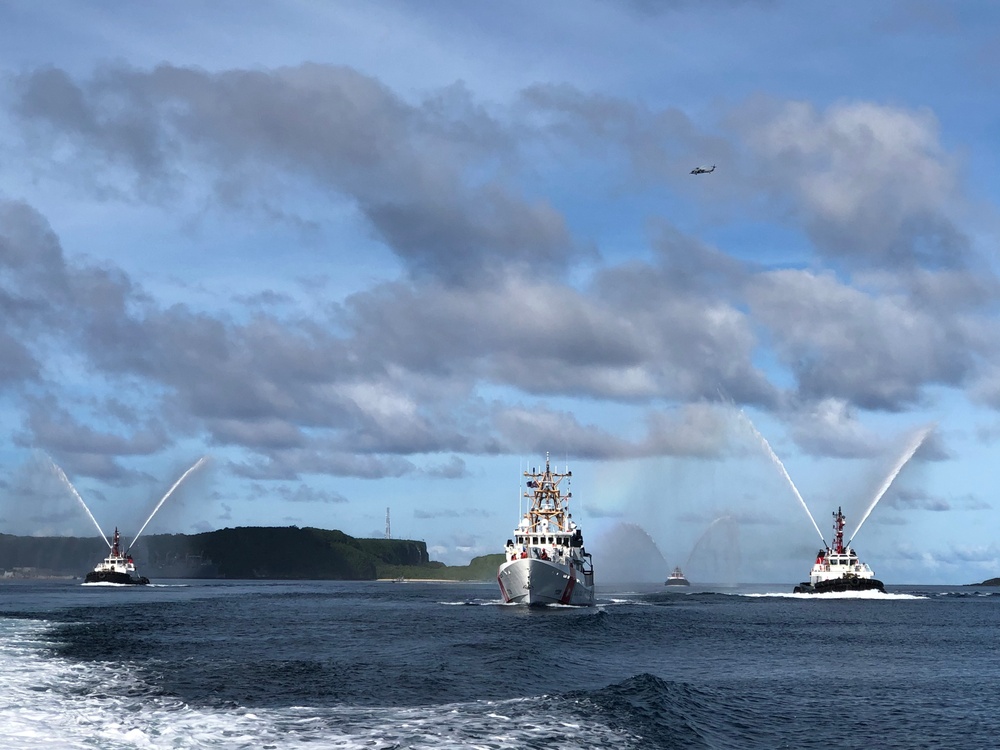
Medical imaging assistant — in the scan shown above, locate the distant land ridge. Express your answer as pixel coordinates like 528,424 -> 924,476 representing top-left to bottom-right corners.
0,526 -> 497,581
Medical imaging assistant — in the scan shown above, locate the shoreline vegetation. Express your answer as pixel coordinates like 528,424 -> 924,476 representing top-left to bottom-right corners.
0,526 -> 503,582
375,553 -> 506,583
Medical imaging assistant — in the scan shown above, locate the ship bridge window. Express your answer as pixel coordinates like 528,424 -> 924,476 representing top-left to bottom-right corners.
532,536 -> 538,545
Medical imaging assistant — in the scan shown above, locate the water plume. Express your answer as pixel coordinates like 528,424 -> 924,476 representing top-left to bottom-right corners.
738,410 -> 826,545
48,457 -> 110,548
594,522 -> 667,584
847,424 -> 934,546
129,456 -> 210,551
685,514 -> 740,586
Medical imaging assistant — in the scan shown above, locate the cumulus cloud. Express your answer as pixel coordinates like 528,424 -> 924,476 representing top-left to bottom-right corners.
413,507 -> 487,519
4,58 -> 1000,505
733,98 -> 969,270
271,484 -> 348,505
747,268 -> 972,410
10,63 -> 578,284
423,455 -> 468,479
885,488 -> 951,512
784,398 -> 881,458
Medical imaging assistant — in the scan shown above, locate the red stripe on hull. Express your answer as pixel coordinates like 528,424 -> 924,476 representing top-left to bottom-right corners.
559,573 -> 576,604
497,575 -> 511,603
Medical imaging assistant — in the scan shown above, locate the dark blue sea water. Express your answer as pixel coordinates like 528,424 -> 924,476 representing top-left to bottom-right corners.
1,579 -> 998,749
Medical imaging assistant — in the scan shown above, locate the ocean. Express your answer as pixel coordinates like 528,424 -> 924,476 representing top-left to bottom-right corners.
1,578 -> 998,749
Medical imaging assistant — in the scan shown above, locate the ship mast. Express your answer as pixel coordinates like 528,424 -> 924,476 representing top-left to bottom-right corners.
831,507 -> 846,554
522,453 -> 572,534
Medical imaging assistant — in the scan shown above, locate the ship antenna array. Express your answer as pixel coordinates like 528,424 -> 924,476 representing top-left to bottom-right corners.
518,456 -> 522,519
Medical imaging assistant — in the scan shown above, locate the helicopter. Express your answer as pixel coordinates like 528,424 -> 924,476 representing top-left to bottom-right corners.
690,164 -> 716,175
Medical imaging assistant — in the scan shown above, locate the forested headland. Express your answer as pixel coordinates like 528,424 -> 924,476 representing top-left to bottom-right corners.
0,526 -> 500,581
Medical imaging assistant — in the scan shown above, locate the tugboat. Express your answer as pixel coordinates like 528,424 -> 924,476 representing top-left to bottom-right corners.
497,455 -> 595,606
84,528 -> 150,585
793,507 -> 884,594
664,566 -> 690,586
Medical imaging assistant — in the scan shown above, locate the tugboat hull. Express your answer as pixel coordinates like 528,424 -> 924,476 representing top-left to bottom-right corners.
84,570 -> 150,585
665,567 -> 690,586
84,527 -> 150,585
794,577 -> 884,594
794,507 -> 884,595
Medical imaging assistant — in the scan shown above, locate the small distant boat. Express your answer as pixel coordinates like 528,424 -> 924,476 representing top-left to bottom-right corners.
793,507 -> 884,594
84,528 -> 150,585
664,566 -> 690,586
497,454 -> 595,606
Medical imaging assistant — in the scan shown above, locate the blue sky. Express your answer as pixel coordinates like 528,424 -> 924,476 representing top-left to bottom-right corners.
1,1 -> 999,584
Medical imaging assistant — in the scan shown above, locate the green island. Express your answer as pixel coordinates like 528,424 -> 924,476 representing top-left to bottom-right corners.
0,526 -> 504,582
970,578 -> 1000,586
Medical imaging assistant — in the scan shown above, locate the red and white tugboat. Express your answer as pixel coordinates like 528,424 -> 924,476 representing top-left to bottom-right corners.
793,507 -> 884,594
665,567 -> 690,586
497,455 -> 595,606
84,528 -> 150,585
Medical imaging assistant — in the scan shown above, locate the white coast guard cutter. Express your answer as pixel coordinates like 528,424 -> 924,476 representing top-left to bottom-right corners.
497,455 -> 595,606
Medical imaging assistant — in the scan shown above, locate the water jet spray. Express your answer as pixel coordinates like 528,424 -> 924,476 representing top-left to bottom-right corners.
684,514 -> 741,585
738,411 -> 827,546
684,514 -> 737,569
128,456 -> 210,552
847,425 -> 933,547
48,458 -> 111,548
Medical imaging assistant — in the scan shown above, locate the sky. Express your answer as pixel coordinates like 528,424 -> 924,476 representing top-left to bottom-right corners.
1,0 -> 999,584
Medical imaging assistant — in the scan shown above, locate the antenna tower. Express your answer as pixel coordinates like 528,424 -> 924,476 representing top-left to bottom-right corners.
385,507 -> 391,539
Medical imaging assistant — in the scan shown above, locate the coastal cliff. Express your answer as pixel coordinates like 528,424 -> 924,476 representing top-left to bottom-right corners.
0,526 -> 444,580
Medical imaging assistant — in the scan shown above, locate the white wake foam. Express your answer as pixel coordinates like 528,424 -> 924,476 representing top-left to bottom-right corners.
745,590 -> 927,600
0,618 -> 641,749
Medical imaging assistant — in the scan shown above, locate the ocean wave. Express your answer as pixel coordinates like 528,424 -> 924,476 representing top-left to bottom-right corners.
568,673 -> 726,749
0,616 -> 644,749
925,589 -> 1000,598
598,597 -> 655,607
